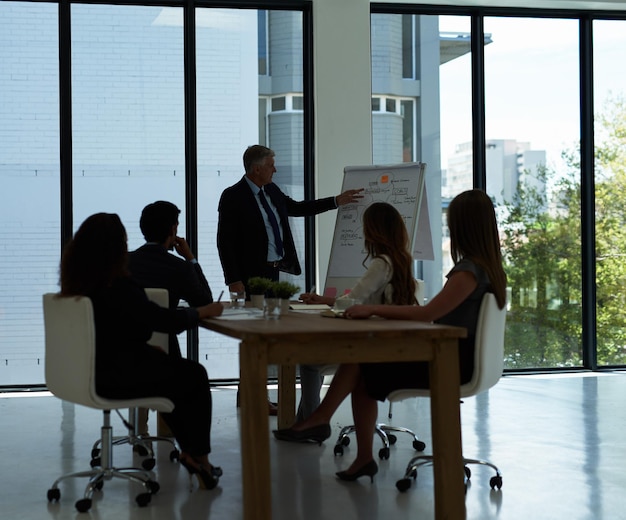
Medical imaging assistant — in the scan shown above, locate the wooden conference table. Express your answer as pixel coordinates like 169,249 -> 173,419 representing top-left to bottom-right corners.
200,308 -> 467,520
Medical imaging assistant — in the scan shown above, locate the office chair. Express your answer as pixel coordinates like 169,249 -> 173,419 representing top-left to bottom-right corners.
394,292 -> 506,492
90,288 -> 179,471
43,293 -> 175,513
332,280 -> 428,459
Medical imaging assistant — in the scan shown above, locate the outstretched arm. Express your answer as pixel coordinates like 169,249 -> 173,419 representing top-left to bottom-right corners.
335,188 -> 364,206
344,270 -> 477,321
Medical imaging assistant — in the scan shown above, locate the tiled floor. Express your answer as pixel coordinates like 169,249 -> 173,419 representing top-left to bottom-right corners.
2,373 -> 626,519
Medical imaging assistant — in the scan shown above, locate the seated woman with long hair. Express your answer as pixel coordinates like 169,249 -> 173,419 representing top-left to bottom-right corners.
59,213 -> 224,490
279,202 -> 417,426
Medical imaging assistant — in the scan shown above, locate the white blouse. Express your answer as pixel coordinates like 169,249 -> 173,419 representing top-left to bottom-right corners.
335,255 -> 394,305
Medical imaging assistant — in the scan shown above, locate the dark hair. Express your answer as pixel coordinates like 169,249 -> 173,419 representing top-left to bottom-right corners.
447,189 -> 507,309
243,145 -> 275,173
139,200 -> 180,243
362,202 -> 417,305
60,213 -> 129,296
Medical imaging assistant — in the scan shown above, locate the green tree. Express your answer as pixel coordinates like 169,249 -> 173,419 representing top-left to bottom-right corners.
500,95 -> 626,368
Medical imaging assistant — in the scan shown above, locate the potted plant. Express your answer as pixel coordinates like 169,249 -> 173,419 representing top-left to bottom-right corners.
271,281 -> 301,314
247,276 -> 273,309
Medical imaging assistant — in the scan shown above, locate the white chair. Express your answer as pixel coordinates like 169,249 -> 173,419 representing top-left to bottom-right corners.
90,288 -> 179,470
332,279 -> 428,459
394,292 -> 506,492
43,293 -> 175,513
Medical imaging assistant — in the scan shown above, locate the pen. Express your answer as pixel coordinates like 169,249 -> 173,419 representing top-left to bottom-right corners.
217,290 -> 224,303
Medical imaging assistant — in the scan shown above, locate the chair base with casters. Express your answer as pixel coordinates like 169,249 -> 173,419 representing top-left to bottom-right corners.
395,454 -> 503,492
333,421 -> 426,459
90,407 -> 180,471
47,409 -> 162,512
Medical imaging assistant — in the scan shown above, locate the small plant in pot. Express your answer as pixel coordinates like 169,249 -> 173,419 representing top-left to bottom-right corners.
271,281 -> 301,314
247,277 -> 273,309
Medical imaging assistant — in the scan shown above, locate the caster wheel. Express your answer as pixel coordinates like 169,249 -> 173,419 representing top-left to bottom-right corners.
75,498 -> 92,513
413,440 -> 426,451
464,466 -> 471,480
333,445 -> 344,456
169,449 -> 180,462
146,480 -> 160,494
133,444 -> 149,457
142,458 -> 156,471
378,447 -> 390,460
90,448 -> 100,459
90,457 -> 101,468
136,492 -> 152,507
388,434 -> 397,445
490,476 -> 503,490
47,488 -> 60,502
341,436 -> 350,447
396,478 -> 412,492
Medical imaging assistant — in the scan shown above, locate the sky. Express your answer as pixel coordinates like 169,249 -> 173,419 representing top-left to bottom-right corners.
438,15 -> 626,172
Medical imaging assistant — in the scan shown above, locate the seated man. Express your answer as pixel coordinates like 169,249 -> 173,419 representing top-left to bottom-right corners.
129,200 -> 214,358
129,200 -> 214,435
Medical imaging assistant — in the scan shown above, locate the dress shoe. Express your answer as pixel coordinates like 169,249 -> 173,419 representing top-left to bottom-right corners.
272,423 -> 331,445
336,460 -> 378,483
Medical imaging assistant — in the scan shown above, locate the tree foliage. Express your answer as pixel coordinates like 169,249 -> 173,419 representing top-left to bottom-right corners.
499,95 -> 626,368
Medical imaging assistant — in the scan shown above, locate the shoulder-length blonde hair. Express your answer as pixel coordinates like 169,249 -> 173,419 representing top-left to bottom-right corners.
60,213 -> 129,296
362,202 -> 416,305
447,190 -> 507,309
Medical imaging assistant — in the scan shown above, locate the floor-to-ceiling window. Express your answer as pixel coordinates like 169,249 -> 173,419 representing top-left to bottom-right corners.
0,2 -> 308,387
371,5 -> 626,372
0,2 -> 60,386
593,19 -> 626,367
484,16 -> 581,369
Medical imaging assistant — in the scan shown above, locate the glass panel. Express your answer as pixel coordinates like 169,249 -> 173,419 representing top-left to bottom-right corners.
71,4 -> 185,250
593,20 -> 626,366
0,2 -> 59,386
196,9 -> 304,379
484,17 -> 581,368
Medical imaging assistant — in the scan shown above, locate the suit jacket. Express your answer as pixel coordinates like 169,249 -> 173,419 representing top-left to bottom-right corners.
128,243 -> 213,357
217,176 -> 337,285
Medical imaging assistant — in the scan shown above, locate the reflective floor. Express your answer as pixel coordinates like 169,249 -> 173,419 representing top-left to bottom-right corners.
2,372 -> 626,520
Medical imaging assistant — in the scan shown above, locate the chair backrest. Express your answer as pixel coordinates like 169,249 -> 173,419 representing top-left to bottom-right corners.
43,293 -> 100,408
415,279 -> 426,305
144,288 -> 169,352
460,292 -> 507,398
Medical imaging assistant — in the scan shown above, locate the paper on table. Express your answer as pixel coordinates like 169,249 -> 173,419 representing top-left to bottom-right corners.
289,303 -> 331,310
215,308 -> 264,320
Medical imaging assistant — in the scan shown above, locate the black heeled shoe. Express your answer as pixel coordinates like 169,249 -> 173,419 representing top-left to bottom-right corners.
180,457 -> 219,490
272,423 -> 331,445
336,460 -> 378,483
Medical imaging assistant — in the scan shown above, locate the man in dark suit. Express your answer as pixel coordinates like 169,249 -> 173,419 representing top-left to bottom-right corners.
129,201 -> 215,435
217,145 -> 363,419
130,201 -> 214,360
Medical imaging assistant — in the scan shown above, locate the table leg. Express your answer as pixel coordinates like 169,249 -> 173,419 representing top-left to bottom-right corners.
239,340 -> 272,520
429,338 -> 466,520
277,364 -> 296,429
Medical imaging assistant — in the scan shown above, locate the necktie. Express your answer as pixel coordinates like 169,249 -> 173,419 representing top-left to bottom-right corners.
258,188 -> 284,257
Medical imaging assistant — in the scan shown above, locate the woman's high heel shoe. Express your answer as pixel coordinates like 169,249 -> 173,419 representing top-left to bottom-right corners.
336,460 -> 378,483
180,457 -> 219,491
